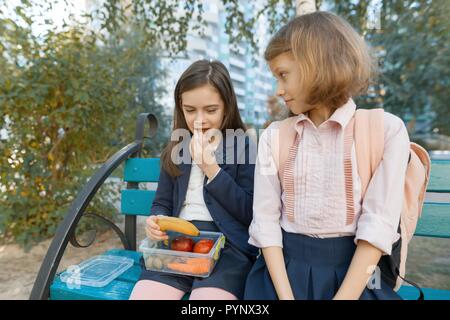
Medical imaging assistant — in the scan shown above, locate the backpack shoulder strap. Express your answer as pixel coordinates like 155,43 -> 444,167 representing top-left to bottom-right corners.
354,108 -> 385,198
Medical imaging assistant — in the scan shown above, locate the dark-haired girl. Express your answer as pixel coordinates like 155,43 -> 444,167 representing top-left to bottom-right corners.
130,60 -> 258,300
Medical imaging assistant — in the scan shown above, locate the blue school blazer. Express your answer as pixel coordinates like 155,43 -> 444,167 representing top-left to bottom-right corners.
150,134 -> 259,259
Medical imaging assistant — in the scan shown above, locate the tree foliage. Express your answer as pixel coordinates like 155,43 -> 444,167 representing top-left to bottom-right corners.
0,0 -> 173,247
331,0 -> 450,137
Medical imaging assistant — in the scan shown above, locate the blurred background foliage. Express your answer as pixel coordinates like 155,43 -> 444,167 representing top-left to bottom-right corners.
0,0 -> 449,248
0,0 -> 176,247
334,0 -> 450,140
259,0 -> 449,143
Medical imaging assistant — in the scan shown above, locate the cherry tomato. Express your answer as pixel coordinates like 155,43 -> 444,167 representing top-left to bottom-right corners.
171,237 -> 194,252
193,239 -> 214,254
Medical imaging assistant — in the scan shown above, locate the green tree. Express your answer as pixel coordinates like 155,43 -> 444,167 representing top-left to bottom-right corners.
330,0 -> 450,138
0,1 -> 174,247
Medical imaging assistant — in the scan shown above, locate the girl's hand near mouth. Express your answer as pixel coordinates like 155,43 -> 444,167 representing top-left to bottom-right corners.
190,126 -> 221,180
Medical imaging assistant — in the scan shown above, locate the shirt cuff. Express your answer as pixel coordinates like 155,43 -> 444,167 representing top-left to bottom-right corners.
354,213 -> 399,255
206,167 -> 221,184
248,221 -> 284,248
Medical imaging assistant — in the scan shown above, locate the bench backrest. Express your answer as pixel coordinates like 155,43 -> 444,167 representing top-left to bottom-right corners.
121,158 -> 160,216
119,158 -> 450,238
417,160 -> 450,238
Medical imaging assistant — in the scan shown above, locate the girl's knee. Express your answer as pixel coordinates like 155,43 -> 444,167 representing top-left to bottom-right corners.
189,287 -> 238,300
129,280 -> 186,300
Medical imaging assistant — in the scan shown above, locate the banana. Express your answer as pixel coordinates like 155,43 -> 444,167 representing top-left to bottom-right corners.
156,216 -> 200,236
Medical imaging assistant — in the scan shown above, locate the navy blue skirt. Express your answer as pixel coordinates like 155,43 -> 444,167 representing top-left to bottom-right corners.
138,220 -> 254,299
244,230 -> 402,300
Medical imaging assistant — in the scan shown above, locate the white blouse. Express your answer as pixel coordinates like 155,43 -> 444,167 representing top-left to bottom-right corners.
179,162 -> 220,221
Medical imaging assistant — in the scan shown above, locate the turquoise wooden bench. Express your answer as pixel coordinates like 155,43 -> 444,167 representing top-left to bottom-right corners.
30,113 -> 450,300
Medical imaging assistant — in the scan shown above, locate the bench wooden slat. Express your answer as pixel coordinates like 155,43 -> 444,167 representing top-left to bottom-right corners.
415,203 -> 450,238
50,275 -> 134,300
428,160 -> 450,192
121,189 -> 156,216
124,158 -> 160,183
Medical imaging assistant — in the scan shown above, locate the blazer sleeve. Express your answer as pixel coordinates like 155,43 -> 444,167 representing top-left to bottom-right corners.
150,166 -> 175,216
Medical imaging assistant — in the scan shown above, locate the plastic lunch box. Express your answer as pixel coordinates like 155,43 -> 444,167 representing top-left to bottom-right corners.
139,230 -> 226,278
59,255 -> 134,287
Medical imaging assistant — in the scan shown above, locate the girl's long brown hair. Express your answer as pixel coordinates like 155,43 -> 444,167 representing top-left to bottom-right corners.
161,59 -> 246,177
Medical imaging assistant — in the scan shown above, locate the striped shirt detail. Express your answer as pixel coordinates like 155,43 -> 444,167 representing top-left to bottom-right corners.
343,118 -> 356,225
282,128 -> 302,222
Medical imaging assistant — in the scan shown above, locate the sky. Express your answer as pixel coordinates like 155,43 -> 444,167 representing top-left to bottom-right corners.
1,0 -> 90,36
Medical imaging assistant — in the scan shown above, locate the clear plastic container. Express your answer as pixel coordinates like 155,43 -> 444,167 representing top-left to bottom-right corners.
139,231 -> 226,278
60,255 -> 134,287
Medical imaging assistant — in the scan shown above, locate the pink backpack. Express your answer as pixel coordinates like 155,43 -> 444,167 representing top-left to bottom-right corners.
273,108 -> 431,293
